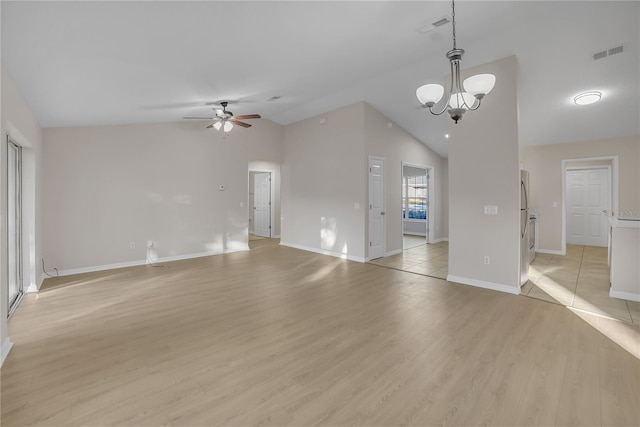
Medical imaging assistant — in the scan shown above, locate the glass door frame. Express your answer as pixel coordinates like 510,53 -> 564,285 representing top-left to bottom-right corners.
7,136 -> 23,317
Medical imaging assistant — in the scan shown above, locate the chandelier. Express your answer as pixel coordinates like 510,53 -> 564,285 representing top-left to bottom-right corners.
416,0 -> 496,123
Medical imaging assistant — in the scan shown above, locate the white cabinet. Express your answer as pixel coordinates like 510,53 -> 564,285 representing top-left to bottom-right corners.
609,218 -> 640,302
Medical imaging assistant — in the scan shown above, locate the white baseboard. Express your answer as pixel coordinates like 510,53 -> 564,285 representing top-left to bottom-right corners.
55,247 -> 251,277
430,237 -> 449,244
536,248 -> 565,256
403,232 -> 426,237
273,234 -> 281,238
609,289 -> 640,302
279,241 -> 366,263
385,248 -> 403,257
1,337 -> 14,367
26,274 -> 46,293
446,274 -> 521,295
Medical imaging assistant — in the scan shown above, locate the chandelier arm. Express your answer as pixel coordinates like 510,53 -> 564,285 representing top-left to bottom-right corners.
467,98 -> 482,111
426,57 -> 456,116
428,101 -> 449,116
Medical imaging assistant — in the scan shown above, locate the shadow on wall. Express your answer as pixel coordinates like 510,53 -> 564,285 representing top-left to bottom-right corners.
321,217 -> 348,257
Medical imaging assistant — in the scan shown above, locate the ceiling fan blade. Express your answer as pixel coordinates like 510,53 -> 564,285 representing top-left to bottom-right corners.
233,114 -> 261,120
206,124 -> 214,129
231,120 -> 251,128
183,116 -> 214,120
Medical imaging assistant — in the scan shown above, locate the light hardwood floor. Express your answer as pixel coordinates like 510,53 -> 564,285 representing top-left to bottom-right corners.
2,239 -> 639,426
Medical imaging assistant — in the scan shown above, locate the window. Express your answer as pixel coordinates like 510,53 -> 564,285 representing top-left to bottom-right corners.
402,175 -> 427,220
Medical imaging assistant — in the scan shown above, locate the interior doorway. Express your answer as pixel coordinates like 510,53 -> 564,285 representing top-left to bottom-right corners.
249,171 -> 272,238
565,166 -> 611,247
562,156 -> 618,253
368,156 -> 385,260
401,162 -> 434,251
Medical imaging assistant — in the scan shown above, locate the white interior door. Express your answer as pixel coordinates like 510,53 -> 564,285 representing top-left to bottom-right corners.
566,168 -> 610,247
253,172 -> 271,238
369,157 -> 385,260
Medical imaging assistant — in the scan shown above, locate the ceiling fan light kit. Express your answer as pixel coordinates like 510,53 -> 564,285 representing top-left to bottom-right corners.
416,0 -> 496,124
183,101 -> 261,133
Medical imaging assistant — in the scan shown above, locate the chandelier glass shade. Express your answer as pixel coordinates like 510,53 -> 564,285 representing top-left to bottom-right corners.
416,0 -> 496,123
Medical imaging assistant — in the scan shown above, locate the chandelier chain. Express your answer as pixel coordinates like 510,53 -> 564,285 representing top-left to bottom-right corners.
451,0 -> 457,49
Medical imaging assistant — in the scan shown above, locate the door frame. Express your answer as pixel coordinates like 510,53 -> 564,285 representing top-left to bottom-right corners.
400,161 -> 435,251
368,156 -> 386,260
561,156 -> 618,254
6,137 -> 24,317
248,169 -> 274,238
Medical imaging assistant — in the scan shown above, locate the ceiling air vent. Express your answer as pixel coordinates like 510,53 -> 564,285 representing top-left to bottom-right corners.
416,16 -> 451,34
608,45 -> 624,56
593,50 -> 608,61
592,44 -> 624,61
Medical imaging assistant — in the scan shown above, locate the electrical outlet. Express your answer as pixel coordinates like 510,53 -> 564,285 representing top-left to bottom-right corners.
129,241 -> 136,249
484,256 -> 490,265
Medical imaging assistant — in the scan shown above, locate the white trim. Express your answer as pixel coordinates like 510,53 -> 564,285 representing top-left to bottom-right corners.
609,289 -> 640,302
561,156 -> 618,255
403,231 -> 427,237
536,248 -> 565,256
446,274 -> 521,295
280,241 -> 366,263
26,274 -> 45,293
54,247 -> 250,277
368,155 -> 386,259
385,248 -> 403,257
431,237 -> 449,243
401,161 -> 436,245
1,338 -> 14,367
249,168 -> 275,239
274,234 -> 281,238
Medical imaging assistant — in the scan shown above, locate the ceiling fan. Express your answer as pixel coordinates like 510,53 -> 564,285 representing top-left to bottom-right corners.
183,101 -> 261,132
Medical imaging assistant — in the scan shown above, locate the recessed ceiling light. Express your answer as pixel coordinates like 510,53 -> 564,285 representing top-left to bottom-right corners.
573,91 -> 602,106
445,133 -> 450,139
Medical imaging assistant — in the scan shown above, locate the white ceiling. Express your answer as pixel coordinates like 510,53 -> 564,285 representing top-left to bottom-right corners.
2,1 -> 638,157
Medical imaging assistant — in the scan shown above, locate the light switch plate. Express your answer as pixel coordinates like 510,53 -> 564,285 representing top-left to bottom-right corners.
484,205 -> 498,215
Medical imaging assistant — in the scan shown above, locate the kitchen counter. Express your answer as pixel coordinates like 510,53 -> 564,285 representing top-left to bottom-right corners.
608,217 -> 640,301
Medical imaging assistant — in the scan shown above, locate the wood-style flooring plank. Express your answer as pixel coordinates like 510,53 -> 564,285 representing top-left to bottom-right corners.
1,239 -> 639,427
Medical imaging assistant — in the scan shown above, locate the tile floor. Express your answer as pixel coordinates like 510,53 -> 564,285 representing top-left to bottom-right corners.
523,245 -> 639,323
369,240 -> 449,280
402,234 -> 429,250
369,242 -> 639,324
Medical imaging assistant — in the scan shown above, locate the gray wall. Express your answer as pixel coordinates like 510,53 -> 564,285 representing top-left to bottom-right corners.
520,135 -> 639,252
363,102 -> 448,254
281,103 -> 367,260
448,55 -> 521,292
43,120 -> 284,272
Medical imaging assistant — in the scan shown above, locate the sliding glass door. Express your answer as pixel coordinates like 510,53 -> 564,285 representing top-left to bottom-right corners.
7,138 -> 23,315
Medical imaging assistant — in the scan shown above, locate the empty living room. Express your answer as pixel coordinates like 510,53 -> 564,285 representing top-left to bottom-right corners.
1,1 -> 639,426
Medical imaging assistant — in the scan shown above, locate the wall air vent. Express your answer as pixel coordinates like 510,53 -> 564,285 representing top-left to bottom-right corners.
415,16 -> 451,34
593,44 -> 624,61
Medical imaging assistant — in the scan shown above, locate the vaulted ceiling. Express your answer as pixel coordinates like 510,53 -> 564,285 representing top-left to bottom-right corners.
2,1 -> 638,157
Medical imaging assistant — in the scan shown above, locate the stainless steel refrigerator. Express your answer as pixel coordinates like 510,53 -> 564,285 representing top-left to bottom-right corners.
520,170 -> 530,286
